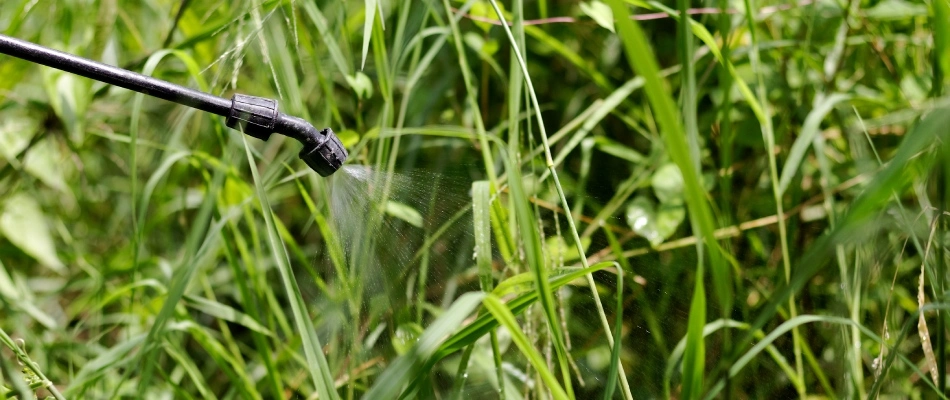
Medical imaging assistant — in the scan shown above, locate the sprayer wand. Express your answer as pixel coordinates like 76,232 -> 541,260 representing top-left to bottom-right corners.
0,33 -> 347,176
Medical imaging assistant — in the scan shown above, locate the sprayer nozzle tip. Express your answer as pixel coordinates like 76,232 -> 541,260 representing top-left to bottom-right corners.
299,128 -> 348,177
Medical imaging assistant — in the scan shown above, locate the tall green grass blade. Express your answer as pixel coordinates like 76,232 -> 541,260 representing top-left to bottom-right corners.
482,294 -> 570,400
488,1 -> 630,396
738,0 -> 803,393
301,1 -> 352,76
711,314 -> 949,399
737,107 -> 950,368
606,1 -> 729,397
219,218 -> 285,398
403,262 -> 614,395
67,334 -> 147,394
473,181 -> 493,291
0,342 -> 32,400
182,294 -> 273,336
365,292 -> 485,399
134,163 -> 224,394
664,319 -> 798,399
677,0 -> 699,174
172,321 -> 261,399
505,152 -> 575,396
778,93 -> 852,195
127,52 -> 211,392
603,263 -> 623,400
933,0 -> 950,96
242,137 -> 338,400
163,343 -> 215,400
361,0 -> 378,70
129,49 -> 205,308
682,281 -> 706,400
716,0 -> 735,212
441,0 -> 498,185
472,180 -> 505,397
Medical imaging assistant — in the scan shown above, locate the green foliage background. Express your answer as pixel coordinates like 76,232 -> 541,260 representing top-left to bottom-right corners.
1,0 -> 950,398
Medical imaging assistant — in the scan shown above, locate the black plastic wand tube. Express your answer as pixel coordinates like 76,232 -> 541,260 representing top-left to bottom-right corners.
0,34 -> 231,116
0,33 -> 347,176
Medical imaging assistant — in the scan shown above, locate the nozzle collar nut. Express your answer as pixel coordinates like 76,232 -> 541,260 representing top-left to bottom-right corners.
226,94 -> 277,141
299,128 -> 347,177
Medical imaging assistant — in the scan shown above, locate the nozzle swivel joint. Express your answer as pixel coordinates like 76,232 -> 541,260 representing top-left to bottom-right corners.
225,94 -> 348,177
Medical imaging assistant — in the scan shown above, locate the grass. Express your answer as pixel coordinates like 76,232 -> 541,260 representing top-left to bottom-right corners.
2,0 -> 950,398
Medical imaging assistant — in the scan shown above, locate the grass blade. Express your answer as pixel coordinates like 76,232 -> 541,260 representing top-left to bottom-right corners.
365,292 -> 485,399
242,137 -> 338,400
361,0 -> 378,70
487,1 -> 631,396
603,263 -> 623,400
606,1 -> 729,397
505,151 -> 575,396
933,0 -> 950,96
183,294 -> 273,336
736,107 -> 950,373
778,93 -> 852,195
482,294 -> 569,400
472,180 -> 506,397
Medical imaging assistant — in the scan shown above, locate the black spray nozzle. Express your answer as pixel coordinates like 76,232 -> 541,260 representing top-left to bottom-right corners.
224,94 -> 348,177
0,33 -> 347,176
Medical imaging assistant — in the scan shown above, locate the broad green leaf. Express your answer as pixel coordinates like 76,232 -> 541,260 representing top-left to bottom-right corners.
385,200 -> 424,228
0,193 -> 65,273
625,196 -> 682,247
392,323 -> 424,355
470,1 -> 502,32
0,59 -> 27,95
41,67 -> 90,142
23,139 -> 68,192
651,163 -> 685,205
345,71 -> 374,100
0,116 -> 36,162
337,129 -> 361,148
625,196 -> 661,246
656,203 -> 686,242
580,1 -> 615,32
463,32 -> 500,57
0,259 -> 18,300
